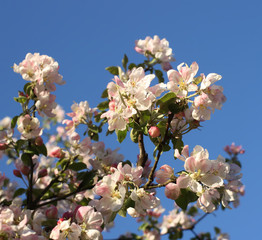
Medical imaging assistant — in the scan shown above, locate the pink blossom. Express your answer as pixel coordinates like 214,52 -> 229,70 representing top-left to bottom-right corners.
17,115 -> 42,139
155,164 -> 174,184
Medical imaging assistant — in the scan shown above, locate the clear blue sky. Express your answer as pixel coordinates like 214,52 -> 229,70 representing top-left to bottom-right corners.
0,1 -> 261,239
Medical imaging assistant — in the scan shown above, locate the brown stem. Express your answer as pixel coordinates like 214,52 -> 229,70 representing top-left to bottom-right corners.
144,179 -> 173,190
33,156 -> 76,205
34,185 -> 93,209
137,132 -> 148,167
27,153 -> 35,210
144,113 -> 174,188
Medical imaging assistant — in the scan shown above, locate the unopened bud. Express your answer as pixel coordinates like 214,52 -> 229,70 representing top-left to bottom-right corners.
38,169 -> 48,178
49,147 -> 64,158
0,143 -> 8,150
21,166 -> 30,176
149,126 -> 160,138
35,136 -> 44,146
13,169 -> 22,178
46,205 -> 58,219
165,183 -> 180,200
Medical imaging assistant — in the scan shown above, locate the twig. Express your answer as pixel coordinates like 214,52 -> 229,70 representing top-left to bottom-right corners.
144,113 -> 174,188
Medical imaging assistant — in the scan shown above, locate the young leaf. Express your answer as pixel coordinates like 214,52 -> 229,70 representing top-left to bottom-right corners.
13,188 -> 26,198
175,188 -> 198,211
97,100 -> 109,111
21,153 -> 32,166
36,144 -> 48,157
11,116 -> 19,129
116,129 -> 127,143
68,162 -> 87,171
155,69 -> 165,83
105,66 -> 119,75
122,54 -> 128,70
101,89 -> 108,98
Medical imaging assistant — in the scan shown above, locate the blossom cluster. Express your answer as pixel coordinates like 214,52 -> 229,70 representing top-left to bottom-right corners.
135,35 -> 175,71
13,53 -> 65,139
0,35 -> 245,240
101,67 -> 165,131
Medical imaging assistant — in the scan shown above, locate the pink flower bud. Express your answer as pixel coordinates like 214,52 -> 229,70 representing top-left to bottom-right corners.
49,147 -> 64,158
62,211 -> 73,220
0,143 -> 8,150
165,183 -> 180,200
13,169 -> 22,178
46,205 -> 58,219
35,136 -> 43,146
21,166 -> 30,176
38,169 -> 48,178
149,126 -> 160,138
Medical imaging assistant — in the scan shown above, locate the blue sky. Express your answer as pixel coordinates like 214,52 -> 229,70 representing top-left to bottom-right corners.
0,1 -> 261,239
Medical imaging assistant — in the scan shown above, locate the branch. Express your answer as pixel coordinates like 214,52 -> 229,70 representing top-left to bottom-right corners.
32,158 -> 72,205
34,185 -> 93,209
137,132 -> 148,167
144,113 -> 174,188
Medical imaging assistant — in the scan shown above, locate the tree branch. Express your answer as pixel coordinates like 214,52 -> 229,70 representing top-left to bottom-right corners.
144,113 -> 174,188
137,132 -> 148,167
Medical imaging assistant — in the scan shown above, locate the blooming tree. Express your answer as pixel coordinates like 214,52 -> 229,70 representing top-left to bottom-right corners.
0,36 -> 245,240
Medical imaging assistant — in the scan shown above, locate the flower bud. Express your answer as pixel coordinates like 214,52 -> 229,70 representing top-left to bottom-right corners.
165,183 -> 180,200
38,168 -> 48,178
35,136 -> 44,146
0,143 -> 8,150
21,166 -> 30,176
46,205 -> 58,219
149,126 -> 160,138
13,169 -> 22,178
49,147 -> 64,158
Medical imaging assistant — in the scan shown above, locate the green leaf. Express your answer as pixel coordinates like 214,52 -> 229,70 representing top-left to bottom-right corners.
162,144 -> 171,152
128,63 -> 137,70
187,205 -> 198,216
116,129 -> 127,143
155,69 -> 165,83
13,188 -> 26,198
122,54 -> 128,70
157,92 -> 176,105
101,89 -> 108,98
15,139 -> 27,153
23,83 -> 32,95
68,162 -> 87,171
214,227 -> 221,235
89,124 -> 99,133
11,116 -> 19,129
36,144 -> 47,156
21,153 -> 32,166
175,188 -> 198,211
139,222 -> 150,231
88,131 -> 99,141
172,137 -> 184,158
97,100 -> 109,111
141,110 -> 151,124
14,96 -> 27,104
77,170 -> 97,190
105,66 -> 119,75
118,197 -> 135,217
42,219 -> 57,227
130,129 -> 138,143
